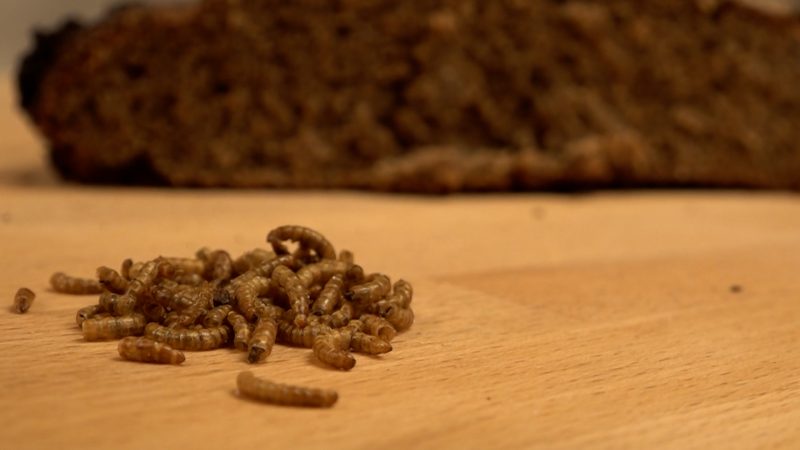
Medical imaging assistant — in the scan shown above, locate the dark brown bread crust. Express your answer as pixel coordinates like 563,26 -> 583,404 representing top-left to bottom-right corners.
18,0 -> 800,192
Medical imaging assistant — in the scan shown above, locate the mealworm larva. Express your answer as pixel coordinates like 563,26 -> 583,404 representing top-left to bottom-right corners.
248,317 -> 278,363
118,336 -> 185,365
234,275 -> 270,321
173,272 -> 206,286
226,311 -> 252,351
142,302 -> 166,322
347,273 -> 391,304
381,305 -> 415,332
312,329 -> 356,370
359,314 -> 397,342
350,331 -> 392,355
151,282 -> 213,311
236,371 -> 338,408
159,256 -> 205,275
344,264 -> 365,287
251,254 -> 301,278
145,323 -> 231,351
311,274 -> 343,316
203,304 -> 233,328
76,304 -> 104,327
296,260 -> 349,289
379,279 -> 414,309
165,305 -> 206,328
82,313 -> 146,341
233,248 -> 276,275
271,265 -> 310,327
277,320 -> 330,348
267,225 -> 337,261
126,260 -> 162,299
50,272 -> 103,295
96,266 -> 129,294
13,287 -> 35,313
329,300 -> 354,328
120,258 -> 134,279
203,250 -> 234,283
255,302 -> 285,321
98,292 -> 137,316
338,249 -> 354,265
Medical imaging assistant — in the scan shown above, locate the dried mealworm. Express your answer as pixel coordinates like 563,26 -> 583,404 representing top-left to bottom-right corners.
233,248 -> 276,275
96,266 -> 129,294
82,313 -> 146,341
226,311 -> 252,352
50,272 -> 103,295
144,323 -> 230,351
271,265 -> 310,327
329,300 -> 354,329
76,304 -> 104,327
203,304 -> 233,328
381,305 -> 415,332
350,331 -> 392,355
247,317 -> 278,363
359,314 -> 397,342
98,292 -> 137,316
118,336 -> 185,365
296,260 -> 349,289
347,273 -> 391,304
277,320 -> 330,348
234,276 -> 270,321
12,287 -> 35,314
236,370 -> 338,408
311,274 -> 343,316
266,225 -> 337,261
312,329 -> 356,370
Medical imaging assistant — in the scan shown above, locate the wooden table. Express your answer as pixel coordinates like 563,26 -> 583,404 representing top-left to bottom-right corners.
2,76 -> 799,449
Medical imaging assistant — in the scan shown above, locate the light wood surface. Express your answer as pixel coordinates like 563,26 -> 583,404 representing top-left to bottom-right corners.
2,76 -> 800,449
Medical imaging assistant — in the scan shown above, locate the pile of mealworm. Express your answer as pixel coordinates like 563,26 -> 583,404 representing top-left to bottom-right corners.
41,225 -> 414,407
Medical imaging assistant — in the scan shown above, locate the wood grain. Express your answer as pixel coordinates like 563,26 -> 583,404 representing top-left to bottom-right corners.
2,76 -> 800,449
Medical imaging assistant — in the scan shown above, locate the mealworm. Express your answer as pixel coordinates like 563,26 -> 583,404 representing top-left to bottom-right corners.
267,225 -> 337,261
359,314 -> 397,342
296,260 -> 349,289
96,266 -> 129,294
347,273 -> 391,305
226,311 -> 252,351
203,250 -> 234,283
277,320 -> 330,348
203,304 -> 233,328
254,302 -> 285,321
144,323 -> 231,351
344,264 -> 365,287
329,300 -> 354,328
311,274 -> 343,316
13,287 -> 35,314
350,331 -> 392,355
141,302 -> 166,322
380,279 -> 413,309
98,292 -> 137,316
338,249 -> 354,265
76,304 -> 104,327
126,260 -> 163,299
120,258 -> 134,279
247,317 -> 278,363
234,275 -> 270,321
159,256 -> 205,275
312,329 -> 356,370
233,248 -> 276,275
212,286 -> 234,306
381,305 -> 415,332
82,313 -> 146,341
236,371 -> 338,408
118,336 -> 185,365
50,272 -> 103,295
165,305 -> 206,328
271,265 -> 310,327
251,254 -> 301,278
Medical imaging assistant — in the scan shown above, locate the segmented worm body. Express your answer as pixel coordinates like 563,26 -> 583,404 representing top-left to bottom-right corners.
144,323 -> 230,350
13,287 -> 35,314
234,276 -> 270,321
227,311 -> 252,351
350,331 -> 393,354
360,314 -> 397,342
329,300 -> 354,328
76,304 -> 103,327
236,371 -> 338,408
311,274 -> 344,316
82,314 -> 146,341
118,336 -> 185,365
96,266 -> 129,294
233,248 -> 275,275
203,305 -> 233,327
271,265 -> 310,327
267,225 -> 337,260
347,274 -> 391,305
296,260 -> 349,289
98,292 -> 137,316
50,272 -> 103,295
277,321 -> 330,348
381,305 -> 415,332
248,317 -> 278,363
313,329 -> 356,370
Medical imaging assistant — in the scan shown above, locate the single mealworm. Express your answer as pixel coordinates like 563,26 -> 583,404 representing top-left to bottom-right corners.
82,313 -> 146,341
159,256 -> 205,275
50,272 -> 103,295
234,276 -> 270,321
236,371 -> 337,408
76,304 -> 104,327
142,302 -> 166,322
12,287 -> 35,313
98,292 -> 137,316
277,320 -> 330,348
295,260 -> 349,289
203,304 -> 233,328
232,248 -> 276,275
164,305 -> 206,328
312,328 -> 356,370
347,273 -> 391,305
338,249 -> 354,265
251,254 -> 301,278
350,331 -> 392,355
247,317 -> 278,363
144,323 -> 230,351
227,311 -> 252,352
203,250 -> 234,283
96,266 -> 129,294
311,274 -> 344,316
381,305 -> 415,332
359,314 -> 397,342
377,279 -> 413,310
266,225 -> 337,261
118,336 -> 185,365
271,265 -> 310,327
329,300 -> 354,328
126,260 -> 163,299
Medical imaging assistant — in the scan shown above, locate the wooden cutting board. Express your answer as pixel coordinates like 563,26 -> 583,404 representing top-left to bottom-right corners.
1,76 -> 799,449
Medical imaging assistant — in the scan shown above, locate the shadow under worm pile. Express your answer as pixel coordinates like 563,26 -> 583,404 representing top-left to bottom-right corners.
52,225 -> 414,407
